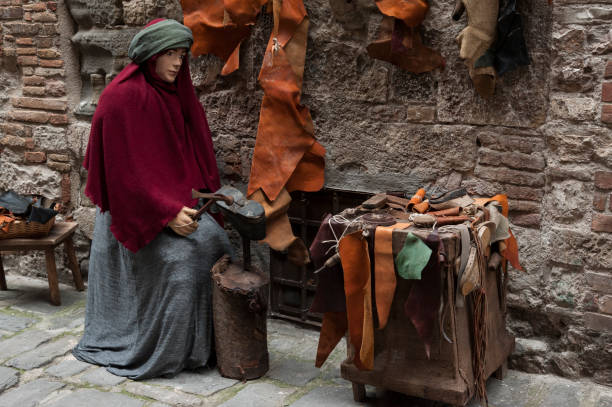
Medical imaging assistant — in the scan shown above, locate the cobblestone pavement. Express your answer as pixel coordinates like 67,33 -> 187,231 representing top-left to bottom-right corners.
1,274 -> 611,407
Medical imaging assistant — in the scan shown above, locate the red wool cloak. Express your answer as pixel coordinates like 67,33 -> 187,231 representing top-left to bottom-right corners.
83,29 -> 220,252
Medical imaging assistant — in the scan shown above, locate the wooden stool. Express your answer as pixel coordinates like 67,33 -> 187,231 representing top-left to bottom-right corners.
0,222 -> 85,306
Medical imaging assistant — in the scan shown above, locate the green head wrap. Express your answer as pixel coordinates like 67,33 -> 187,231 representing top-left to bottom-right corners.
128,19 -> 193,64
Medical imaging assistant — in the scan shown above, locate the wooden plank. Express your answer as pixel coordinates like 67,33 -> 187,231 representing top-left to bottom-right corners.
44,248 -> 61,306
0,254 -> 6,291
0,222 -> 78,250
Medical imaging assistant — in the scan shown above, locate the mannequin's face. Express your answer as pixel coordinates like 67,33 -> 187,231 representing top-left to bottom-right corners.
155,48 -> 187,83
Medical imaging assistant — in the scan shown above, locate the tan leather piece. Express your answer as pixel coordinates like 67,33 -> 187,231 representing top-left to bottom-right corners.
339,231 -> 373,370
368,6 -> 444,74
374,223 -> 412,330
184,0 -> 324,264
223,0 -> 267,25
455,0 -> 499,98
315,311 -> 348,368
375,0 -> 428,27
473,194 -> 523,271
247,0 -> 325,202
360,270 -> 374,370
181,0 -> 264,74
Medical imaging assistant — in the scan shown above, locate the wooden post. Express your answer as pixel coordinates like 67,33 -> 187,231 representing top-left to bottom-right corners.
0,254 -> 6,291
45,248 -> 61,306
64,236 -> 84,291
352,383 -> 366,402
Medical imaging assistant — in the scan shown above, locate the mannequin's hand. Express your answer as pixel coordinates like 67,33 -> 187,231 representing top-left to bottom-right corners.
168,207 -> 198,236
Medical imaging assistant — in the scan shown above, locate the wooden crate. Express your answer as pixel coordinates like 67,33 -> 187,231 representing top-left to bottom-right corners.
341,230 -> 515,406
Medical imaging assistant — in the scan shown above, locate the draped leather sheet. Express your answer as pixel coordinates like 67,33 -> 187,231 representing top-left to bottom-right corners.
181,0 -> 266,75
183,0 -> 325,263
368,0 -> 444,73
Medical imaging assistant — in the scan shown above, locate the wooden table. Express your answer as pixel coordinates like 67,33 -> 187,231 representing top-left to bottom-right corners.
340,226 -> 514,406
0,222 -> 85,305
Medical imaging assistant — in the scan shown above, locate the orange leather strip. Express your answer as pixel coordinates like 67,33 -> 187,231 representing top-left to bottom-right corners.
375,0 -> 429,27
315,311 -> 348,368
473,194 -> 523,271
339,231 -> 372,370
374,222 -> 412,330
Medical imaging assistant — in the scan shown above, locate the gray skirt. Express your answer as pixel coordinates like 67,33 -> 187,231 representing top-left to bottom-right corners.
73,208 -> 233,379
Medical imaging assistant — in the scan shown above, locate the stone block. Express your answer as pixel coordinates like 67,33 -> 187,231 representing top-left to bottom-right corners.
24,151 -> 47,163
16,38 -> 34,46
606,61 -> 612,78
123,382 -> 204,406
0,6 -> 23,19
0,312 -> 37,331
32,125 -> 67,150
47,161 -> 71,172
0,122 -> 30,137
146,369 -> 238,397
478,149 -> 546,171
46,359 -> 90,378
594,192 -> 607,211
23,3 -> 48,12
37,48 -> 60,59
48,153 -> 69,162
595,171 -> 612,189
592,213 -> 612,233
32,11 -> 57,22
0,379 -> 64,407
121,0 -> 183,26
23,75 -> 45,85
540,382 -> 582,407
601,104 -> 612,124
4,22 -> 41,36
6,335 -> 77,369
291,386 -> 356,407
80,367 -> 126,387
405,105 -> 436,123
0,366 -> 19,393
9,109 -> 50,123
585,312 -> 612,332
1,135 -> 26,147
218,382 -> 295,407
49,113 -> 69,125
550,96 -> 597,121
45,80 -> 66,97
598,295 -> 612,315
266,357 -> 321,386
544,180 -> 589,223
603,82 -> 612,102
511,213 -> 541,228
39,59 -> 64,68
16,47 -> 36,55
44,389 -> 144,407
11,96 -> 66,111
23,86 -> 46,96
475,166 -> 545,187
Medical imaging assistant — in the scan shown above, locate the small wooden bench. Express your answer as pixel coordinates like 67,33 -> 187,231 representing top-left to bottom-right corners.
0,222 -> 85,306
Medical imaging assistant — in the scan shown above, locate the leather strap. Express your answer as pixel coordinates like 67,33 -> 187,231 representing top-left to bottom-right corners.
339,231 -> 373,370
374,222 -> 412,330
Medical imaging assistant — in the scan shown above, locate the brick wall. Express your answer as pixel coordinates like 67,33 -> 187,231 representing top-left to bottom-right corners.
0,0 -> 610,385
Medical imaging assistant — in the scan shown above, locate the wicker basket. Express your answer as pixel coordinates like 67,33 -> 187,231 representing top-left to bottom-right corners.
0,217 -> 55,240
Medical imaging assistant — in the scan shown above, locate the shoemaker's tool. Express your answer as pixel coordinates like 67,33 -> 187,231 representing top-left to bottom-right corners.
191,190 -> 234,220
204,186 -> 269,381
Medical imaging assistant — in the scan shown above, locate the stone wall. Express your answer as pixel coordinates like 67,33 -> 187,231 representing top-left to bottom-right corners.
0,0 -> 611,384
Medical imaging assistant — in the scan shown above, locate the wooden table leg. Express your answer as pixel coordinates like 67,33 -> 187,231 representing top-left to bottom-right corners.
45,248 -> 61,306
0,253 -> 6,291
64,236 -> 84,291
352,382 -> 366,402
494,360 -> 508,380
